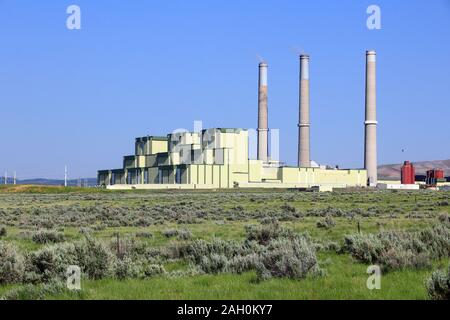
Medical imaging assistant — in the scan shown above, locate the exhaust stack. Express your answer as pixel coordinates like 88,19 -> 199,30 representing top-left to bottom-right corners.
257,62 -> 269,162
364,50 -> 378,186
298,54 -> 310,167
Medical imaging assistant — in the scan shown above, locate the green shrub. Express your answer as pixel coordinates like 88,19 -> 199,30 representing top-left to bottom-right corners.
259,216 -> 280,225
113,257 -> 166,280
379,249 -> 430,271
438,201 -> 449,207
438,212 -> 450,225
182,239 -> 246,263
32,230 -> 65,244
1,280 -> 67,300
245,219 -> 294,245
316,216 -> 336,229
0,241 -> 25,284
426,266 -> 450,300
177,229 -> 192,240
182,232 -> 322,280
79,227 -> 93,235
162,228 -> 192,240
418,225 -> 450,259
189,247 -> 260,275
139,263 -> 166,278
162,229 -> 178,238
25,236 -> 113,283
255,237 -> 323,281
342,233 -> 385,263
342,225 -> 450,271
25,243 -> 78,283
135,231 -> 153,239
198,254 -> 229,274
181,239 -> 262,274
280,203 -> 296,213
113,256 -> 141,280
74,236 -> 113,280
162,241 -> 191,260
322,241 -> 340,252
0,226 -> 6,237
227,253 -> 260,274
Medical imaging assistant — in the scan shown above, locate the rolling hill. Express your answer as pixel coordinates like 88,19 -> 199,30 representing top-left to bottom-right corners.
4,178 -> 97,187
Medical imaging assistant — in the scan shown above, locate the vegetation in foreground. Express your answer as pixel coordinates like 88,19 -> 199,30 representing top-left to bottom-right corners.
0,187 -> 449,300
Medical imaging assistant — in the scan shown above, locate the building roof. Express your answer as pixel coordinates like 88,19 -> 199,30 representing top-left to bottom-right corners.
164,128 -> 247,136
203,128 -> 246,134
135,136 -> 169,142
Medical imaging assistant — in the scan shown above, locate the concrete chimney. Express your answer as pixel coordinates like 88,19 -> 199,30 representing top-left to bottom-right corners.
257,62 -> 269,162
298,54 -> 310,167
364,50 -> 378,186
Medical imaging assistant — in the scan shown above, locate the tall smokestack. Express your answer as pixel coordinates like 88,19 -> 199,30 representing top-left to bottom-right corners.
364,50 -> 378,186
257,62 -> 268,162
298,54 -> 310,167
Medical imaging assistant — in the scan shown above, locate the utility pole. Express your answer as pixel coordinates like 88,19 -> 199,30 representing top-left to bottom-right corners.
64,165 -> 68,187
4,171 -> 7,185
13,171 -> 16,185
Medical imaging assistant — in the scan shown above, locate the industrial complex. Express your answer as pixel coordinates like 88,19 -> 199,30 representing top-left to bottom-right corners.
98,51 -> 379,191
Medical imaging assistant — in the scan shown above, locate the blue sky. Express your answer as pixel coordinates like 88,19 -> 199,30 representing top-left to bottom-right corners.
0,0 -> 449,179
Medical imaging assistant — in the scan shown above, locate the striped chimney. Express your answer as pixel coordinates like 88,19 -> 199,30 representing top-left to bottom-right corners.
257,62 -> 269,162
298,54 -> 311,167
364,50 -> 378,186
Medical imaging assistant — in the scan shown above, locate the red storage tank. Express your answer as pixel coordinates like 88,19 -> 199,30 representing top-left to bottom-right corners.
401,161 -> 415,184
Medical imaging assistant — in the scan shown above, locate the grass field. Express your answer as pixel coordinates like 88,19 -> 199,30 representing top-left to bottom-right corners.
0,186 -> 449,300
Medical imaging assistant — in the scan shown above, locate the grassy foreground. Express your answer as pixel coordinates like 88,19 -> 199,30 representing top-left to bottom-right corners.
49,255 -> 448,300
0,186 -> 449,300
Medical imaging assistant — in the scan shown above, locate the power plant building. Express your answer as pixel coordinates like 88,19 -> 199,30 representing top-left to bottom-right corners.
98,51 -> 374,191
98,128 -> 366,190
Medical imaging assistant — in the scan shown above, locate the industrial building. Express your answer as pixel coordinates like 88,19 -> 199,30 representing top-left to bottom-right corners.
426,169 -> 446,187
98,51 -> 377,191
379,161 -> 450,190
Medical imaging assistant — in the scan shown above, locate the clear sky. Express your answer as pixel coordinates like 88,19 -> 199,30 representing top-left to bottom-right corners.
0,0 -> 449,179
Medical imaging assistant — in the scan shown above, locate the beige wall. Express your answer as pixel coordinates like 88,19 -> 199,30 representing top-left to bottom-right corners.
248,160 -> 263,182
278,167 -> 366,187
137,156 -> 146,168
150,140 -> 168,154
262,167 -> 279,181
